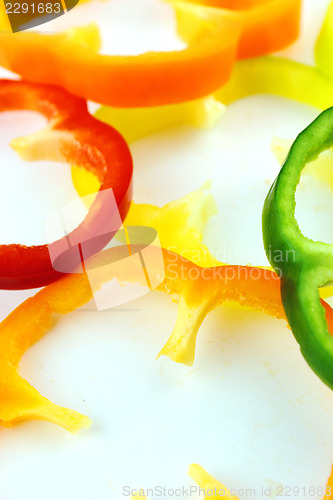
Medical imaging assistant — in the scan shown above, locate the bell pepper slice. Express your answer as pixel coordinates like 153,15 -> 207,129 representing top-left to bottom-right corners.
262,108 -> 333,390
270,137 -> 333,304
0,4 -> 241,107
189,464 -> 238,499
0,268 -> 94,432
93,96 -> 225,144
0,79 -> 133,290
170,0 -> 301,58
325,466 -> 333,500
131,492 -> 146,499
215,56 -> 333,109
73,165 -> 223,267
2,180 -> 333,429
72,162 -> 333,367
190,463 -> 333,499
272,137 -> 333,193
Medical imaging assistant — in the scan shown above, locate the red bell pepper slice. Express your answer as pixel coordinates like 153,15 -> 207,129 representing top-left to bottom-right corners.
0,80 -> 133,290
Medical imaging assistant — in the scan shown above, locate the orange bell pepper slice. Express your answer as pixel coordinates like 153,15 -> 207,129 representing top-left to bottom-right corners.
0,0 -> 301,107
177,0 -> 301,58
2,243 -> 333,431
0,4 -> 241,107
325,466 -> 333,499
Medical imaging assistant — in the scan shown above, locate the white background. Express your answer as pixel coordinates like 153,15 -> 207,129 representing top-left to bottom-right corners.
0,0 -> 333,498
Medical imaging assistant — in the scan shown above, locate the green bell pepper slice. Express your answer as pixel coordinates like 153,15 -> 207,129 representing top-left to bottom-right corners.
263,108 -> 333,389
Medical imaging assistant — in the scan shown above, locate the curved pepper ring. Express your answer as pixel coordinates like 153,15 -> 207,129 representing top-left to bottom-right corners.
0,3 -> 241,107
0,80 -> 133,290
263,108 -> 333,390
0,0 -> 301,107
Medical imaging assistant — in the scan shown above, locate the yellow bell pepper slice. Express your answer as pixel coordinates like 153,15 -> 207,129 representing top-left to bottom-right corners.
0,276 -> 93,432
215,56 -> 333,109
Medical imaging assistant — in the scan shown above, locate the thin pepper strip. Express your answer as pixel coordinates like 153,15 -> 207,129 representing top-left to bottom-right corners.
0,79 -> 132,290
263,108 -> 333,390
0,4 -> 241,107
171,0 -> 301,58
3,242 -> 333,430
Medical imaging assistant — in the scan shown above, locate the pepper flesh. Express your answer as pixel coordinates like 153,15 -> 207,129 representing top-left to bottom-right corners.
263,108 -> 333,390
0,79 -> 132,290
0,4 -> 241,107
